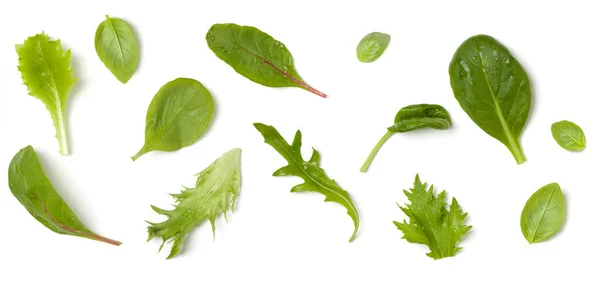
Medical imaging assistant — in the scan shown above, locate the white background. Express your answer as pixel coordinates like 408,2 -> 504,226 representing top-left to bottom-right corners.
0,0 -> 597,288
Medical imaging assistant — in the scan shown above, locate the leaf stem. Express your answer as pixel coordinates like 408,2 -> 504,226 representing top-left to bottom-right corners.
131,148 -> 146,161
360,131 -> 394,173
510,142 -> 526,165
56,109 -> 69,155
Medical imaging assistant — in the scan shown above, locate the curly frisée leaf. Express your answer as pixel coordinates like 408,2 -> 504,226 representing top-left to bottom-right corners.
147,148 -> 242,259
394,175 -> 471,260
254,123 -> 360,242
16,33 -> 77,155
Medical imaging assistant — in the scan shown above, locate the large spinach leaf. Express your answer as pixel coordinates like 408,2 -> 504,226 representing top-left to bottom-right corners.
449,35 -> 531,164
132,78 -> 214,161
8,146 -> 121,245
206,23 -> 326,98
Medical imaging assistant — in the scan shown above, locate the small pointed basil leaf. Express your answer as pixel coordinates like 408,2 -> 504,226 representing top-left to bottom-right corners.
449,34 -> 531,164
8,146 -> 121,246
94,15 -> 139,84
132,78 -> 214,161
360,104 -> 451,172
206,23 -> 326,98
551,120 -> 586,151
520,183 -> 566,244
356,32 -> 391,63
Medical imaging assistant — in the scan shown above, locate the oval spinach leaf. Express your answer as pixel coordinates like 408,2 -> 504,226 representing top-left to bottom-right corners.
449,35 -> 531,164
206,23 -> 326,98
95,15 -> 139,84
8,146 -> 121,245
132,78 -> 214,161
520,183 -> 565,244
360,104 -> 451,172
551,120 -> 586,151
356,32 -> 390,63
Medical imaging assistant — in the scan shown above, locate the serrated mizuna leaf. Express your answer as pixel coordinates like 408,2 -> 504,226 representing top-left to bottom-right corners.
16,33 -> 77,155
95,15 -> 139,83
254,123 -> 359,242
206,23 -> 326,98
8,146 -> 120,246
147,148 -> 241,259
394,175 -> 471,260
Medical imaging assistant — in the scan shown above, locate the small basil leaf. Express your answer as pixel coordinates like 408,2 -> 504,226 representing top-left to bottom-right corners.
94,15 -> 139,84
206,23 -> 326,97
8,146 -> 121,246
520,183 -> 566,244
132,78 -> 214,161
356,32 -> 391,63
360,104 -> 451,172
551,120 -> 586,151
449,34 -> 531,164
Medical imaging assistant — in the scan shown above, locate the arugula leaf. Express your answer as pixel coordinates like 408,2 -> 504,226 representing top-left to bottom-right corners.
394,174 -> 471,260
147,148 -> 241,259
8,146 -> 121,246
356,32 -> 391,63
95,15 -> 139,84
132,78 -> 214,161
551,120 -> 586,151
360,104 -> 451,172
254,123 -> 359,241
16,33 -> 77,155
521,183 -> 565,244
449,34 -> 531,164
206,23 -> 326,98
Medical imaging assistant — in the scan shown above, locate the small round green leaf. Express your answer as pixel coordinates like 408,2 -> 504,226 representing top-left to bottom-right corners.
95,15 -> 139,84
132,78 -> 215,161
551,120 -> 586,151
356,32 -> 391,63
520,183 -> 566,244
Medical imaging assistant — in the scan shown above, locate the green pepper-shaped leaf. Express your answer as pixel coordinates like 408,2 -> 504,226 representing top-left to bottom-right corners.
206,23 -> 326,98
16,33 -> 77,155
8,146 -> 121,246
551,120 -> 586,151
132,78 -> 215,161
360,104 -> 451,172
520,183 -> 566,244
94,15 -> 139,84
254,123 -> 359,241
449,34 -> 531,164
356,32 -> 390,63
